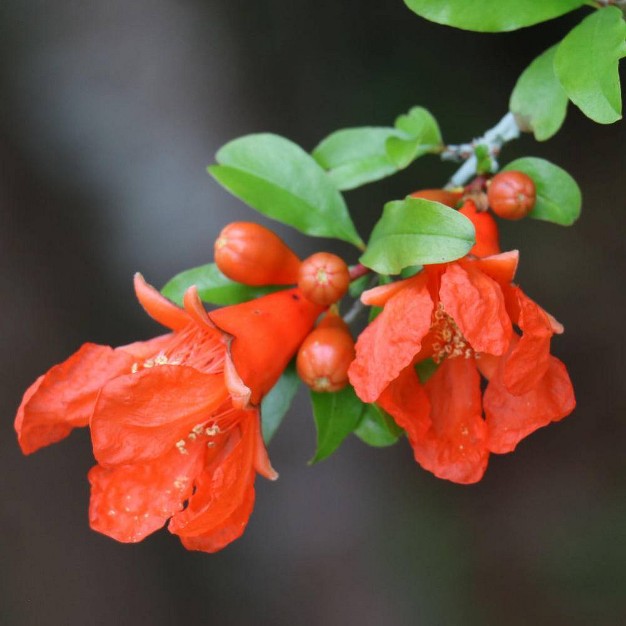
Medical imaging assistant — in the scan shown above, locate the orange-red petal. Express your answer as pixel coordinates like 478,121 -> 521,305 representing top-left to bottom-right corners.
502,290 -> 553,395
88,444 -> 205,543
209,288 -> 323,405
15,343 -> 135,454
376,363 -> 430,443
485,355 -> 576,453
439,262 -> 511,356
169,415 -> 256,541
465,250 -> 519,286
91,365 -> 230,466
419,357 -> 489,484
134,273 -> 189,332
360,274 -> 421,307
349,274 -> 433,403
178,484 -> 255,553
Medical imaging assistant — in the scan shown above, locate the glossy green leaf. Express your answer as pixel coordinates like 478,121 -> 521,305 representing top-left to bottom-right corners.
510,45 -> 568,141
354,404 -> 403,447
310,385 -> 366,463
161,263 -> 282,306
360,198 -> 475,274
312,127 -> 402,190
386,107 -> 443,169
209,134 -> 364,247
404,0 -> 586,32
503,158 -> 582,226
261,362 -> 300,444
554,7 -> 626,124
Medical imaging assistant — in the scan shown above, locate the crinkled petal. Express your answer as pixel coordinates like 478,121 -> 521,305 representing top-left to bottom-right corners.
88,445 -> 205,543
360,274 -> 421,307
91,365 -> 229,466
16,344 -> 135,454
419,357 -> 489,484
349,274 -> 433,403
440,263 -> 511,356
169,414 -> 256,541
210,288 -> 323,405
503,290 -> 553,395
464,250 -> 519,286
485,355 -> 576,454
178,484 -> 255,553
377,363 -> 430,443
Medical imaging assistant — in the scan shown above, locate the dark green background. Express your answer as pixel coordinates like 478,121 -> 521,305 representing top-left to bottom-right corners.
1,1 -> 625,624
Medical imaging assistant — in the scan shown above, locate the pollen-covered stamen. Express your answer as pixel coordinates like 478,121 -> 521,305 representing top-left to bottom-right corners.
431,302 -> 474,363
131,324 -> 226,376
174,403 -> 240,455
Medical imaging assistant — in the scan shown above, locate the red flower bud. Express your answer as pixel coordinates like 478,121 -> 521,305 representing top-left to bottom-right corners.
297,312 -> 355,392
298,252 -> 350,306
459,200 -> 501,258
410,188 -> 463,208
214,222 -> 301,286
487,171 -> 536,221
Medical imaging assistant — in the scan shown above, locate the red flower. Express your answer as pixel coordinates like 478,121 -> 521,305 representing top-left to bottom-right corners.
16,275 -> 322,551
348,251 -> 575,484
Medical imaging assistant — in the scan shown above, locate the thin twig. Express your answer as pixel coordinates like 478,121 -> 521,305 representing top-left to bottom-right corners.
443,112 -> 521,188
343,274 -> 379,325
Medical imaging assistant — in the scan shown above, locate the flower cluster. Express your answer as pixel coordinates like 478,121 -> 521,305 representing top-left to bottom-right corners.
348,251 -> 574,484
16,273 -> 322,551
15,176 -> 576,552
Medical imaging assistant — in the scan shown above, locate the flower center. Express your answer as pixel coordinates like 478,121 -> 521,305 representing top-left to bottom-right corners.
431,302 -> 474,363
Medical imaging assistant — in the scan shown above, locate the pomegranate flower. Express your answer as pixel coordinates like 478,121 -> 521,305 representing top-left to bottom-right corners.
15,275 -> 322,551
348,251 -> 575,484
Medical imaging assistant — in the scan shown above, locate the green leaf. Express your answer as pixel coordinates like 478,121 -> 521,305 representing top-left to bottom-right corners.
310,385 -> 366,463
399,265 -> 423,279
312,127 -> 403,190
368,305 -> 383,322
404,0 -> 586,32
554,7 -> 626,124
348,274 -> 372,298
415,358 -> 439,384
386,107 -> 443,169
354,404 -> 403,447
161,263 -> 282,306
360,198 -> 475,274
261,362 -> 300,444
209,134 -> 364,247
510,45 -> 568,141
503,157 -> 582,226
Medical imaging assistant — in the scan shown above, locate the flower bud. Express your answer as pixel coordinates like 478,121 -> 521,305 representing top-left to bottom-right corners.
298,252 -> 350,306
487,171 -> 536,220
410,188 -> 463,208
214,222 -> 301,286
459,200 -> 500,258
296,312 -> 355,392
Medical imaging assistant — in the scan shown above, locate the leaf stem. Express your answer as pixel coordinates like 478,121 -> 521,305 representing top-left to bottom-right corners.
443,112 -> 521,187
348,263 -> 371,282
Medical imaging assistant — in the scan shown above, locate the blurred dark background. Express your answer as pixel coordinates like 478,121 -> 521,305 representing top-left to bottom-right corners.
2,1 -> 625,624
